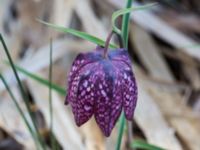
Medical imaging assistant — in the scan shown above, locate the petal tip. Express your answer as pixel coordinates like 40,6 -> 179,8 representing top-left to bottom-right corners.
75,121 -> 82,127
64,95 -> 69,105
104,131 -> 111,137
125,113 -> 134,120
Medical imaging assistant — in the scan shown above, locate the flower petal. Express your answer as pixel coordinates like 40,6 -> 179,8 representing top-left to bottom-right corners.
112,52 -> 138,120
74,73 -> 96,125
94,62 -> 122,137
69,63 -> 98,126
121,68 -> 137,120
66,51 -> 102,104
109,48 -> 131,66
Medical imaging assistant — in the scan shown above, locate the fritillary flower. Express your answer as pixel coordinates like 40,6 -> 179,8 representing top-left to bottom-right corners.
65,34 -> 137,136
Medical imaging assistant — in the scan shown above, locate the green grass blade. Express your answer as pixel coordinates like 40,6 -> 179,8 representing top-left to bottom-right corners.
38,20 -> 117,49
131,140 -> 165,150
6,63 -> 66,95
48,39 -> 56,150
49,39 -> 53,148
0,74 -> 41,149
0,34 -> 46,149
112,3 -> 157,35
115,112 -> 126,150
49,38 -> 53,134
115,1 -> 133,150
179,43 -> 200,49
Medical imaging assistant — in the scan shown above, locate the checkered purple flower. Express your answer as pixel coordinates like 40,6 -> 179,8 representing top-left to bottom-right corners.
65,46 -> 137,137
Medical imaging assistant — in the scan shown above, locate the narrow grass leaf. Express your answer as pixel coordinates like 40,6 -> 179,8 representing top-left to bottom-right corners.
115,112 -> 126,150
5,62 -> 66,96
37,20 -> 117,49
0,34 -> 46,149
179,43 -> 200,49
48,39 -> 56,150
0,74 -> 41,149
131,140 -> 164,150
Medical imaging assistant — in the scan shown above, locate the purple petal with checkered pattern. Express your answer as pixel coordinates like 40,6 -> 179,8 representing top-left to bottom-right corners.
110,49 -> 138,120
65,48 -> 102,104
94,60 -> 123,136
65,46 -> 137,136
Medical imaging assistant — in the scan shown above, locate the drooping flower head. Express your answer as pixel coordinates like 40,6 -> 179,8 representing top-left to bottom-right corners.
65,40 -> 137,137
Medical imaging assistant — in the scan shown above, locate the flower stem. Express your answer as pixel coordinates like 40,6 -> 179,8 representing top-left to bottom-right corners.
115,0 -> 133,150
104,31 -> 114,58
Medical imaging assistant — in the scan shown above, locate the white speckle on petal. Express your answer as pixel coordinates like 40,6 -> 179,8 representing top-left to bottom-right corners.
117,81 -> 121,85
84,105 -> 91,111
99,114 -> 104,117
115,105 -> 120,109
99,84 -> 102,89
125,101 -> 130,106
72,66 -> 77,71
101,90 -> 106,97
83,81 -> 88,87
126,95 -> 130,99
87,87 -> 91,92
84,70 -> 90,76
81,91 -> 86,96
130,87 -> 133,91
124,73 -> 127,79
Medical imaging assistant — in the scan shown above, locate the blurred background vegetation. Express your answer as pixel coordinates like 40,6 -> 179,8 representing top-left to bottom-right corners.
0,0 -> 200,149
